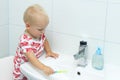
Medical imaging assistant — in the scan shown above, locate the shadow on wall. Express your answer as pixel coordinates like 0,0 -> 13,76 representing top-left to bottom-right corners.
0,56 -> 14,80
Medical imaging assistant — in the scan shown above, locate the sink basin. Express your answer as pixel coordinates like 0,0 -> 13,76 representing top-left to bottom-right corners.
20,53 -> 104,80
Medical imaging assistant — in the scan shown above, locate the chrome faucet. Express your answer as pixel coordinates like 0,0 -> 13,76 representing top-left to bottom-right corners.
73,41 -> 88,67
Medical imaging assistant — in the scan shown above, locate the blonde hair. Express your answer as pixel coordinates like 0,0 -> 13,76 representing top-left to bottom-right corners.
23,4 -> 47,24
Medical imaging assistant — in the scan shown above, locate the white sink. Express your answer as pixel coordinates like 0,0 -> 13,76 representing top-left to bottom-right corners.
20,53 -> 104,80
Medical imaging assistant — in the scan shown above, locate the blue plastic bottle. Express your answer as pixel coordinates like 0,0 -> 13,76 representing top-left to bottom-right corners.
92,47 -> 104,70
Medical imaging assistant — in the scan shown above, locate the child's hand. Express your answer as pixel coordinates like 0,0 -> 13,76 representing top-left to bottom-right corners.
46,52 -> 59,59
43,65 -> 54,75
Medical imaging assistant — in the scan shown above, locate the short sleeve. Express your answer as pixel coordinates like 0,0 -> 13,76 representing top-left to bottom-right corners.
19,34 -> 36,53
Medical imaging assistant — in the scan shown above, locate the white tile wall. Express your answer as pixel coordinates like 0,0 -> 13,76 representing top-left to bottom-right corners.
9,0 -> 53,30
0,0 -> 8,25
105,2 -> 120,66
0,26 -> 9,58
106,3 -> 120,43
104,42 -> 120,66
72,0 -> 107,2
108,0 -> 120,3
52,0 -> 107,40
9,25 -> 25,55
0,0 -> 9,58
94,0 -> 107,1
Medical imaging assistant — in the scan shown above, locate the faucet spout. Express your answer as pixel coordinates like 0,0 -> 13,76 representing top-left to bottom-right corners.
78,45 -> 86,54
73,41 -> 88,67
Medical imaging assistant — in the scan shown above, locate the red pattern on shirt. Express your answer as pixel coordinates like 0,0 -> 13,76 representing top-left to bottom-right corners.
13,33 -> 46,80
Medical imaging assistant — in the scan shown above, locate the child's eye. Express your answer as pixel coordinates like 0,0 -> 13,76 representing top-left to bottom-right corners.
38,29 -> 42,31
38,29 -> 44,32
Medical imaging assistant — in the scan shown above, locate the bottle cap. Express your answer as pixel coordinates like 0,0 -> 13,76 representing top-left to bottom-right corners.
96,47 -> 101,55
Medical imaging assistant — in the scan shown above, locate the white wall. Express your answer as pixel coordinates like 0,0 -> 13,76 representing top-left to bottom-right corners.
0,0 -> 9,58
104,0 -> 120,66
51,0 -> 106,59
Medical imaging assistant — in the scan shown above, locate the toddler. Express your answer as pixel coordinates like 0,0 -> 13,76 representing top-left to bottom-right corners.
13,4 -> 59,80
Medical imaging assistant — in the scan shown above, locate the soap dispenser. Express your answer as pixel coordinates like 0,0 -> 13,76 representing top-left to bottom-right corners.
92,47 -> 104,70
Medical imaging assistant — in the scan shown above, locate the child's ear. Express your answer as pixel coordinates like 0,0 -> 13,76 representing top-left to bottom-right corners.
25,23 -> 30,29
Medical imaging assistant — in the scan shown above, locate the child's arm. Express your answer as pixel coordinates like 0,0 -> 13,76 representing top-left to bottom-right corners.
25,51 -> 54,75
44,38 -> 59,58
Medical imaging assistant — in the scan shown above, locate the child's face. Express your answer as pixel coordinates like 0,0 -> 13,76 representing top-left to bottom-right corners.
26,14 -> 49,39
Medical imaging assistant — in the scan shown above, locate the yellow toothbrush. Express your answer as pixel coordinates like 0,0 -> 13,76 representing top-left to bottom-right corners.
54,70 -> 68,73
